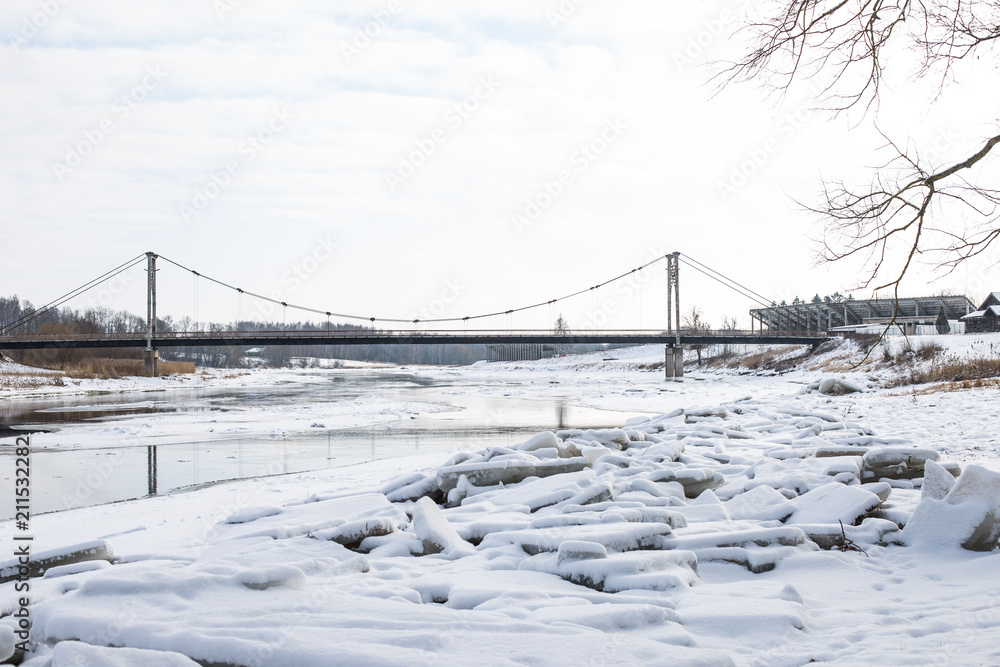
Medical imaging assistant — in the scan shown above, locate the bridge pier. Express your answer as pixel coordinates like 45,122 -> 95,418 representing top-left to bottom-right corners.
665,345 -> 683,380
144,349 -> 159,377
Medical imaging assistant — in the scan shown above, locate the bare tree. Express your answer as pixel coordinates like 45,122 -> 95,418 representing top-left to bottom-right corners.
721,315 -> 739,360
719,0 -> 1000,296
683,306 -> 712,366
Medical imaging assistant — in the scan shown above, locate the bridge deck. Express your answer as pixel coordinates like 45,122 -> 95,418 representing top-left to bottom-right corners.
0,329 -> 829,349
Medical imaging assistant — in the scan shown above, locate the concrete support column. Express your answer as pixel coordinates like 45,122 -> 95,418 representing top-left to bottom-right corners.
665,345 -> 684,380
144,348 -> 159,377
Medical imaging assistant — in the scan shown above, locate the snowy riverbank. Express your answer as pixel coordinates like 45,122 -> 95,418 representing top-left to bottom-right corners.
2,339 -> 1000,666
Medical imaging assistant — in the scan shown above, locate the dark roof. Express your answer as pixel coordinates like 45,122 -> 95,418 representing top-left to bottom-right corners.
962,305 -> 1000,320
978,293 -> 1000,309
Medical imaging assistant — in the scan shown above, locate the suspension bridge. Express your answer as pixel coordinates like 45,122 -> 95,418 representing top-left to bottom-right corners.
0,252 -> 829,377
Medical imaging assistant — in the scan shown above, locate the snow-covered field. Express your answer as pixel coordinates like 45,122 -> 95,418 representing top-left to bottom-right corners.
2,337 -> 1000,666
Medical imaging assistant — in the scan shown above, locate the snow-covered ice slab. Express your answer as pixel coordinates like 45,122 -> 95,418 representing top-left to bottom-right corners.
0,540 -> 113,583
436,457 -> 591,494
904,464 -> 1000,551
786,484 -> 883,526
211,492 -> 406,541
411,497 -> 475,557
456,469 -> 600,511
862,446 -> 942,481
25,641 -> 201,666
522,548 -> 699,592
479,522 -> 674,555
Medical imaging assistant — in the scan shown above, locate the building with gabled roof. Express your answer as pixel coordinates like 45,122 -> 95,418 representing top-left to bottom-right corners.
960,293 -> 1000,333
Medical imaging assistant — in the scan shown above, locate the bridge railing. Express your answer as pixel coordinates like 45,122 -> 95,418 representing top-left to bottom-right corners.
0,328 -> 830,342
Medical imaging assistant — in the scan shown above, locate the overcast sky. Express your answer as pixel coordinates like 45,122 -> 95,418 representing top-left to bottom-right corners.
3,0 -> 998,331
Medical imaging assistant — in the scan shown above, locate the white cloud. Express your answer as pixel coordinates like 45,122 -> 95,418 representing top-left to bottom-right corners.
2,0 -> 996,330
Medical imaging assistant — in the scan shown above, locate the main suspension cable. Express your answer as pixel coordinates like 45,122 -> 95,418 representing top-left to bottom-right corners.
156,252 -> 674,326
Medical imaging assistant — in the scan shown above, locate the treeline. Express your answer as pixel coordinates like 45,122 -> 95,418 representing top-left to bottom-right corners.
770,293 -> 855,308
0,295 -> 494,367
181,320 -> 492,368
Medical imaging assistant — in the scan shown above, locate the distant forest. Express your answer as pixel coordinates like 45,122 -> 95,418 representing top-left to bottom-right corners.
0,295 -> 598,368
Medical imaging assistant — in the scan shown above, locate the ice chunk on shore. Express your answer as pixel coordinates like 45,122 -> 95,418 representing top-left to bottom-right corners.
437,457 -> 591,494
48,641 -> 201,666
906,465 -> 1000,551
0,540 -> 113,583
518,431 -> 560,452
725,486 -> 795,522
481,522 -> 673,555
786,485 -> 882,526
411,497 -> 475,557
558,540 -> 608,564
523,549 -> 699,592
921,460 -> 956,501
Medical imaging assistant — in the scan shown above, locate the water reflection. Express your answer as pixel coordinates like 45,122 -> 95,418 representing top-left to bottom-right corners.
147,446 -> 158,496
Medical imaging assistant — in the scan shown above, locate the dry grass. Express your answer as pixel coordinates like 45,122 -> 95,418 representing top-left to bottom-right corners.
0,371 -> 66,391
2,360 -> 196,385
885,356 -> 1000,388
812,352 -> 871,374
58,358 -> 196,379
889,378 -> 1000,396
704,344 -> 824,372
889,339 -> 945,365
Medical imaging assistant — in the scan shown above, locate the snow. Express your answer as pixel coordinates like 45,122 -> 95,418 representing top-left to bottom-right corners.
905,465 -> 1000,551
27,641 -> 202,666
3,336 -> 1000,665
0,625 -> 14,662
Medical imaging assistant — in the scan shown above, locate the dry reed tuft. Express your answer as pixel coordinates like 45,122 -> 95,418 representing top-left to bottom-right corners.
885,356 -> 1000,388
61,358 -> 197,379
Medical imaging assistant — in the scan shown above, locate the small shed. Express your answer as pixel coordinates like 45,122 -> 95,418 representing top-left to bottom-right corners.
961,293 -> 1000,333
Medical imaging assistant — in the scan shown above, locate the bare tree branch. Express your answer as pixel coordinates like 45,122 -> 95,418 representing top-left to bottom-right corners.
719,0 -> 1000,290
817,133 -> 1000,292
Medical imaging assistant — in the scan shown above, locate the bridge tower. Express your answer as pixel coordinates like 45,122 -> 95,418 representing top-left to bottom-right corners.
665,252 -> 683,380
145,251 -> 159,377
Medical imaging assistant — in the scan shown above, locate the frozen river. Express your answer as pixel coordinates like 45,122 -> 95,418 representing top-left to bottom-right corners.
0,371 -> 643,517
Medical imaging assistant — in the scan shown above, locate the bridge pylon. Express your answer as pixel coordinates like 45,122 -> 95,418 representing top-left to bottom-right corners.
145,251 -> 159,377
665,252 -> 683,380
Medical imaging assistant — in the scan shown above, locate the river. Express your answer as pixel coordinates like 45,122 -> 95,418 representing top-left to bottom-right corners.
1,371 -> 644,518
